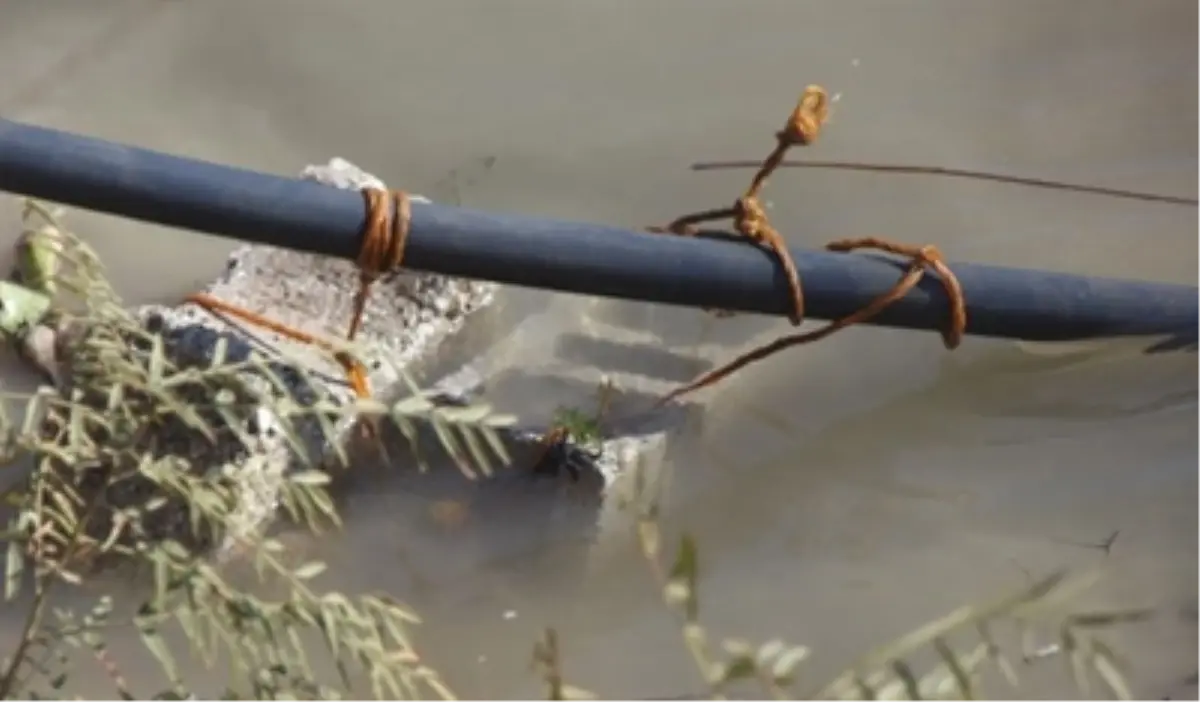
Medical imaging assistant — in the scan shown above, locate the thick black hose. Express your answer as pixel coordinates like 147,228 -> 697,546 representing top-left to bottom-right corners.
0,118 -> 1195,345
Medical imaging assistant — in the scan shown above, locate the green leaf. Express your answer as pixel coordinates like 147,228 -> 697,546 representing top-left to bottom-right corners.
5,534 -> 24,601
289,470 -> 331,487
293,561 -> 327,580
716,655 -> 757,685
668,534 -> 700,621
1091,639 -> 1133,700
137,624 -> 181,690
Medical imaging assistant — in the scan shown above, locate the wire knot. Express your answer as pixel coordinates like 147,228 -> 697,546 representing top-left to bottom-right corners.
650,87 -> 833,326
778,85 -> 830,147
349,188 -> 411,337
186,185 -> 415,404
825,238 -> 966,349
340,187 -> 413,397
732,195 -> 771,240
649,84 -> 967,406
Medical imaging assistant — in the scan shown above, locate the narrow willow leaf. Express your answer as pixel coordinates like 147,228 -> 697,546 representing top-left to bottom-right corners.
311,407 -> 347,468
1062,627 -> 1089,696
717,655 -> 757,685
976,620 -> 1018,688
105,381 -> 127,412
153,553 -> 170,612
1090,639 -> 1133,700
637,519 -> 660,561
375,663 -> 404,700
458,423 -> 495,477
138,625 -> 181,688
391,394 -> 433,417
320,606 -> 341,659
481,426 -> 511,467
210,336 -> 228,368
932,636 -> 974,699
146,334 -> 167,386
669,534 -> 700,621
293,561 -> 327,580
1067,609 -> 1154,629
562,684 -> 597,700
430,416 -> 473,478
5,536 -> 24,600
173,605 -> 206,665
391,414 -> 422,465
289,470 -> 331,487
305,484 -> 340,525
286,626 -> 312,681
771,645 -> 809,683
851,673 -> 876,700
437,402 -> 493,425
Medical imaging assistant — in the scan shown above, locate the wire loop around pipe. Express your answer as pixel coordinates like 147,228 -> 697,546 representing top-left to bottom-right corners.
647,85 -> 968,404
188,187 -> 413,402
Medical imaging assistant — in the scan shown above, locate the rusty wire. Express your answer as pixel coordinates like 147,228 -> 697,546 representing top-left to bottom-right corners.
649,85 -> 968,406
184,86 -> 1176,464
188,187 -> 413,401
648,85 -> 831,324
656,238 -> 965,406
692,159 -> 1199,207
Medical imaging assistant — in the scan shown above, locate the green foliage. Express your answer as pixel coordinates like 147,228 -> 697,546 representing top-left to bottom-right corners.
548,376 -> 614,455
0,203 -> 512,699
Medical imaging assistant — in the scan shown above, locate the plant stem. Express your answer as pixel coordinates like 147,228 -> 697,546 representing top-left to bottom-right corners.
0,567 -> 53,697
0,472 -> 104,698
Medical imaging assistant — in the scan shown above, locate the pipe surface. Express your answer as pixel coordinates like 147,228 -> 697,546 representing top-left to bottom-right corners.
0,118 -> 1195,346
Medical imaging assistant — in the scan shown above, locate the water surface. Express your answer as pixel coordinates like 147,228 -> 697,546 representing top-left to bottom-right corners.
0,1 -> 1195,698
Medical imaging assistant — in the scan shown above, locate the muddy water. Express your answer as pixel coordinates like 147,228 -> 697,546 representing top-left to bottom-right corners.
0,0 -> 1196,698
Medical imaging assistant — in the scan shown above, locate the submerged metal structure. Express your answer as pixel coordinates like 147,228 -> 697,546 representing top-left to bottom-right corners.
0,118 -> 1196,348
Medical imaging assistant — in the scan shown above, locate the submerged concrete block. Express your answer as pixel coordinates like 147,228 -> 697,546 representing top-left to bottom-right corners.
128,159 -> 502,555
23,158 -> 678,569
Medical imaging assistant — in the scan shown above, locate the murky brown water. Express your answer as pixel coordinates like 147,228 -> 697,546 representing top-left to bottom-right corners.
1,1 -> 1196,698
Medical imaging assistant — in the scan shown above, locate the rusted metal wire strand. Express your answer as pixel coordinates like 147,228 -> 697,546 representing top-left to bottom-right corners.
649,86 -> 967,404
648,86 -> 831,325
187,187 -> 412,400
657,239 -> 965,406
691,159 -> 1199,207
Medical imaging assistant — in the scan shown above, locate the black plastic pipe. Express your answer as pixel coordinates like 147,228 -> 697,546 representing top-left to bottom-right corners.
0,118 -> 1195,347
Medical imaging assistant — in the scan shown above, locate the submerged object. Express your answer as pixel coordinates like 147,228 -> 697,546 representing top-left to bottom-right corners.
0,118 -> 1195,348
0,161 -> 502,562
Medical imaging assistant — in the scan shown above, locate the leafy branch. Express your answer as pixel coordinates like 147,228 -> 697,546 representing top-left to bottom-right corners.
0,202 -> 517,699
